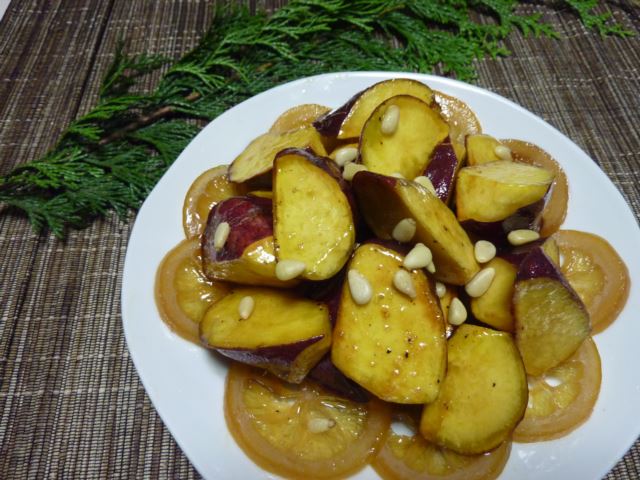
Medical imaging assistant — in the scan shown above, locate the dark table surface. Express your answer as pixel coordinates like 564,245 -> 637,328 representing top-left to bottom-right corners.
1,1 -> 639,478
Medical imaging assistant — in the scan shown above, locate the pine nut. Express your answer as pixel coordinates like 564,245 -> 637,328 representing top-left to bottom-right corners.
435,281 -> 446,298
392,218 -> 416,243
333,146 -> 358,167
494,144 -> 513,161
403,243 -> 432,270
342,162 -> 368,181
307,417 -> 336,433
474,240 -> 496,263
393,269 -> 417,299
465,267 -> 496,298
348,269 -> 373,305
381,104 -> 400,135
238,296 -> 255,320
275,259 -> 306,280
390,172 -> 405,179
448,298 -> 467,326
413,176 -> 437,195
507,229 -> 540,246
213,222 -> 230,250
426,261 -> 436,274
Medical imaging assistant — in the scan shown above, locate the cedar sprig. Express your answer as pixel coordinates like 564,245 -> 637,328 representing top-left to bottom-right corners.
0,0 -> 633,237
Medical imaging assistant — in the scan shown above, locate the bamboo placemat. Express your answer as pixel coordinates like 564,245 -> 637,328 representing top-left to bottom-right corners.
0,1 -> 638,478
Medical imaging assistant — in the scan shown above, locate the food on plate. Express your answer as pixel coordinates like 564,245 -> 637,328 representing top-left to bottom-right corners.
182,165 -> 248,238
228,126 -> 326,183
155,78 -> 631,479
225,362 -> 390,479
470,257 -> 517,332
466,133 -> 507,165
503,139 -> 569,237
514,246 -> 591,376
422,139 -> 460,204
359,95 -> 449,179
433,89 -> 482,149
352,170 -> 479,285
420,324 -> 528,455
200,287 -> 331,383
455,161 -> 554,224
269,103 -> 331,134
553,230 -> 630,334
273,148 -> 356,280
331,242 -> 446,404
314,78 -> 434,139
513,337 -> 601,442
155,238 -> 230,343
201,196 -> 295,287
373,408 -> 511,480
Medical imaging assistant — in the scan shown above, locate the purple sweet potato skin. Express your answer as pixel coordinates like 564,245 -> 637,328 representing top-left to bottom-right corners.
312,92 -> 361,136
215,335 -> 324,368
308,354 -> 370,402
516,246 -> 561,282
424,141 -> 458,203
202,196 -> 273,262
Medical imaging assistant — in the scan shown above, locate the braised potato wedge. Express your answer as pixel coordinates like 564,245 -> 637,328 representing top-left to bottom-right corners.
201,287 -> 331,383
229,126 -> 326,183
359,95 -> 449,179
352,171 -> 479,285
433,90 -> 482,147
273,148 -> 355,281
466,134 -> 505,166
420,324 -> 527,455
456,161 -> 554,223
332,243 -> 446,404
514,246 -> 591,376
314,78 -> 434,139
269,104 -> 331,134
202,196 -> 296,287
470,257 -> 517,332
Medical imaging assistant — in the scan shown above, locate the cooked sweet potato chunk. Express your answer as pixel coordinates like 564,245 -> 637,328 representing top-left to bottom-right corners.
470,257 -> 517,332
229,126 -> 326,183
314,78 -> 434,139
201,287 -> 331,383
466,134 -> 504,166
359,95 -> 449,179
332,243 -> 446,404
352,171 -> 479,285
456,161 -> 554,223
201,196 -> 296,287
423,140 -> 460,204
269,104 -> 331,134
273,149 -> 355,281
420,324 -> 527,455
514,247 -> 591,376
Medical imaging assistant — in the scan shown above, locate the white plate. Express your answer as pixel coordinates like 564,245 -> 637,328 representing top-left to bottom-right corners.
122,72 -> 640,479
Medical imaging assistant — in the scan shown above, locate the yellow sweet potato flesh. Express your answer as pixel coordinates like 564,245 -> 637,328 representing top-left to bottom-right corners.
229,127 -> 326,183
455,161 -> 554,222
470,257 -> 517,332
273,152 -> 355,280
514,278 -> 591,376
203,236 -> 298,288
332,243 -> 446,404
200,287 -> 331,383
360,95 -> 449,180
420,324 -> 527,455
465,134 -> 503,166
339,78 -> 434,139
354,174 -> 479,285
